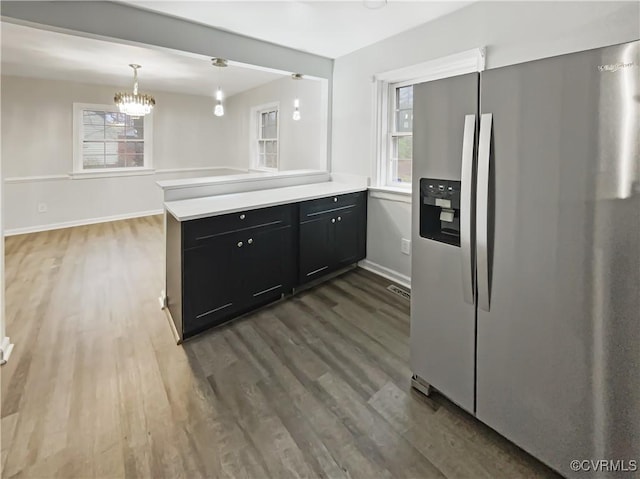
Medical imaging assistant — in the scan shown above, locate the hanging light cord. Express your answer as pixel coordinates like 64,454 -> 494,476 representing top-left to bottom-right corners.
132,65 -> 139,95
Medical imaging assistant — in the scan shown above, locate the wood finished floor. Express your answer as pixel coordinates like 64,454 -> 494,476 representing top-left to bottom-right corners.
1,215 -> 559,479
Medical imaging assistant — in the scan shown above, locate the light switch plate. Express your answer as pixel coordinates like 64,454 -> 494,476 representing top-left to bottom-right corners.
401,238 -> 411,255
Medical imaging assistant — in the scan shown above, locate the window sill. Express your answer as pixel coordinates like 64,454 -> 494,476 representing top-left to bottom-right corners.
69,168 -> 156,180
368,186 -> 412,204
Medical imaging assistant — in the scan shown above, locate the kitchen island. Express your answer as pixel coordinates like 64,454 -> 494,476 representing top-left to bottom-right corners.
160,174 -> 368,342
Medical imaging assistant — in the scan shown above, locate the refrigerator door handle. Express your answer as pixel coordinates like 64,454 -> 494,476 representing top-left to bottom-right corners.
477,113 -> 493,312
460,114 -> 476,305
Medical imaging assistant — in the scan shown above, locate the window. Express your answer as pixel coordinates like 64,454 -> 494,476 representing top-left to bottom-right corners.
373,48 -> 486,194
73,103 -> 152,175
388,83 -> 414,187
255,105 -> 279,170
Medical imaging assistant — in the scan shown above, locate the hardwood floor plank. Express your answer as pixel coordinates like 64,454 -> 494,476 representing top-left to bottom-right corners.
348,269 -> 411,315
256,374 -> 349,479
1,412 -> 19,474
115,335 -> 153,479
316,372 -> 446,479
184,349 -> 269,479
293,294 -> 412,391
250,311 -> 408,479
369,381 -> 496,478
276,300 -> 390,400
334,275 -> 411,325
235,321 -> 394,479
293,292 -> 411,385
321,291 -> 410,362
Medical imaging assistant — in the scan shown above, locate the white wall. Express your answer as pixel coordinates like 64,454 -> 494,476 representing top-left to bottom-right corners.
222,76 -> 328,171
1,75 -> 241,233
331,1 -> 640,284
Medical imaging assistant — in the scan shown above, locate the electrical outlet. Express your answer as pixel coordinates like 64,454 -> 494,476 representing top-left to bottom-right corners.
401,238 -> 411,255
37,202 -> 48,213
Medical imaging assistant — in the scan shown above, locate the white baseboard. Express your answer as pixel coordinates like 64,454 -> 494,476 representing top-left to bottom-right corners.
358,259 -> 411,289
4,209 -> 164,236
158,290 -> 167,310
0,337 -> 14,365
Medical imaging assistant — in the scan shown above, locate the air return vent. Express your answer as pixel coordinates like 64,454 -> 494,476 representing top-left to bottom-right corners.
387,284 -> 410,300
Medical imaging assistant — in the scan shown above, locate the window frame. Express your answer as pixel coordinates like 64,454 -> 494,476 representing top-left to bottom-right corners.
251,102 -> 280,172
373,47 -> 486,195
72,103 -> 154,178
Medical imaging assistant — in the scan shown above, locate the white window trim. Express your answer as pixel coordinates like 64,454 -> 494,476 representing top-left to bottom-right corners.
372,47 -> 486,197
71,102 -> 154,179
250,102 -> 280,172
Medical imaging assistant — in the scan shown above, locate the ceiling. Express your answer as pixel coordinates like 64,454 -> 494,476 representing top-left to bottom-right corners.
121,1 -> 471,59
0,22 -> 288,97
1,2 -> 472,94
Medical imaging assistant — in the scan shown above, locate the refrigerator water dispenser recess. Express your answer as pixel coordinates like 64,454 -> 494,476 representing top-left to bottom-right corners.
419,178 -> 461,247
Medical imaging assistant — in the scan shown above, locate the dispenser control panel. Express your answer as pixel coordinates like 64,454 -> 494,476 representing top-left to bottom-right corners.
421,179 -> 461,208
419,178 -> 462,247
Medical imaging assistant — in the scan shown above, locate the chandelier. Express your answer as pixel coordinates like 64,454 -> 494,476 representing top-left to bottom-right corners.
114,64 -> 155,116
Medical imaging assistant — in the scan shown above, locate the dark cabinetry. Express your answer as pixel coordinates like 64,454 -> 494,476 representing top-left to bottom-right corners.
166,191 -> 367,340
243,224 -> 294,302
298,192 -> 367,284
182,231 -> 240,333
168,204 -> 295,339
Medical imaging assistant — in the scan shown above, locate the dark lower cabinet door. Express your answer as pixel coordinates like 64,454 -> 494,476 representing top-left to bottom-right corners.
243,224 -> 294,303
299,216 -> 334,283
334,207 -> 365,266
183,233 -> 240,334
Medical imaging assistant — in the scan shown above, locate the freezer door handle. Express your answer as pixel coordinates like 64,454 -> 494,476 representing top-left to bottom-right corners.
477,113 -> 492,312
461,114 -> 476,305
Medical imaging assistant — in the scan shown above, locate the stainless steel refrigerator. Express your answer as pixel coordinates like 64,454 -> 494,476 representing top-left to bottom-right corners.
410,40 -> 639,478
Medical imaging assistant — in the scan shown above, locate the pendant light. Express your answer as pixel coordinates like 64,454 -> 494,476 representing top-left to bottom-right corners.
114,64 -> 155,116
212,58 -> 228,117
291,73 -> 303,121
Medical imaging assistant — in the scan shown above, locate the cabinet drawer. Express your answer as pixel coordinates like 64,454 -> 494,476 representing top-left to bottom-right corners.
299,191 -> 365,221
183,204 -> 294,248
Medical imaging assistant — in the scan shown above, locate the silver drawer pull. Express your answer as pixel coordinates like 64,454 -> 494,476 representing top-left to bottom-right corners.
331,218 -> 336,223
333,197 -> 338,202
248,238 -> 253,244
337,216 -> 342,221
240,214 -> 246,220
237,241 -> 243,247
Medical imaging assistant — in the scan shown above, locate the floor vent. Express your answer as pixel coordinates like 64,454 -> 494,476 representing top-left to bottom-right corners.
387,284 -> 410,300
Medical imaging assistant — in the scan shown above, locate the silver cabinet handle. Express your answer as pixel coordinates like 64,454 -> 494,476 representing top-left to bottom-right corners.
333,197 -> 338,202
237,241 -> 243,247
337,216 -> 342,221
331,218 -> 336,223
461,114 -> 476,305
477,113 -> 493,312
247,238 -> 253,244
239,214 -> 246,220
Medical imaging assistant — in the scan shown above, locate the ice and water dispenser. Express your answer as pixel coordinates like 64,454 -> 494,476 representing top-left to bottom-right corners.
419,178 -> 461,247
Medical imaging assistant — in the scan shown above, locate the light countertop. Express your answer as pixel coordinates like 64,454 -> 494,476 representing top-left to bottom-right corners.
165,181 -> 368,221
156,169 -> 329,190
